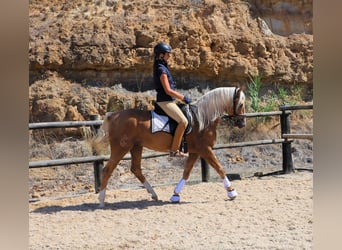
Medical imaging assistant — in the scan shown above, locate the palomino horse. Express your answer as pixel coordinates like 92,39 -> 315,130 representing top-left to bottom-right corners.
93,87 -> 246,208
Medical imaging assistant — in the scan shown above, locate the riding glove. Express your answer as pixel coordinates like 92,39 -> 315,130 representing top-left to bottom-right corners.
183,96 -> 192,104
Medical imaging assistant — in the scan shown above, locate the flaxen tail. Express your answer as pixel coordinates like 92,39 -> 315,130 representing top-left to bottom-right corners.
88,112 -> 114,155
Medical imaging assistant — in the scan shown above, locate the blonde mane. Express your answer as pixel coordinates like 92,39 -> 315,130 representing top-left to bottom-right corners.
194,87 -> 239,131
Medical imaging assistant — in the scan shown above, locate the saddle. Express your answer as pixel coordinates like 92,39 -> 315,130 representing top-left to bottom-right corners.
151,102 -> 194,135
150,102 -> 195,152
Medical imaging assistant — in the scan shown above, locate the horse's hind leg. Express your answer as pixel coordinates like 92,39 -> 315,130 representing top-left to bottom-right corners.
130,145 -> 158,201
98,147 -> 128,208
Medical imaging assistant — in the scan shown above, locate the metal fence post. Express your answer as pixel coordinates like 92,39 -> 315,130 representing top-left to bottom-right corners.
280,106 -> 294,173
90,114 -> 103,193
200,158 -> 210,182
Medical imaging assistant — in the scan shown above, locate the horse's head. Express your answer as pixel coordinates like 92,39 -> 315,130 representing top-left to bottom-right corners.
231,87 -> 246,128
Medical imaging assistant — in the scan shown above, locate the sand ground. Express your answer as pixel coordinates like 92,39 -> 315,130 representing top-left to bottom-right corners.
29,170 -> 312,250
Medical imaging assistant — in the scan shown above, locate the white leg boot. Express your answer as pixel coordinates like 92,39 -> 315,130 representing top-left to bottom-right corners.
98,189 -> 106,208
223,176 -> 238,200
170,179 -> 186,203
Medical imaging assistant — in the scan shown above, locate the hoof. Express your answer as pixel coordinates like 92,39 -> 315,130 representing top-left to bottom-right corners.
170,194 -> 180,203
98,203 -> 105,208
152,194 -> 159,201
228,189 -> 238,200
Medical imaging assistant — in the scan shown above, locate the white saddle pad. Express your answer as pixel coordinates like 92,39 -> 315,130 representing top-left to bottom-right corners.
151,111 -> 171,133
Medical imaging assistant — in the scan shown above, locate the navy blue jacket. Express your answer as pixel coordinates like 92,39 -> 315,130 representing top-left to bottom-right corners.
153,60 -> 176,102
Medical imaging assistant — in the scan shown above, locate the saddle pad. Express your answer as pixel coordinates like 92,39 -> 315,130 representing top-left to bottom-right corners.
151,111 -> 171,133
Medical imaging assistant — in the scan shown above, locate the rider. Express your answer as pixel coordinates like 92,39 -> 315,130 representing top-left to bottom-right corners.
153,42 -> 192,157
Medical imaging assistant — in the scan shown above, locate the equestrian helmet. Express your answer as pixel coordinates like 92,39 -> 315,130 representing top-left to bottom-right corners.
154,42 -> 171,56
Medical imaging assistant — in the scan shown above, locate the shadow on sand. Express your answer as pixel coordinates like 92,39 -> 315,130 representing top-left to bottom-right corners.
31,199 -> 188,214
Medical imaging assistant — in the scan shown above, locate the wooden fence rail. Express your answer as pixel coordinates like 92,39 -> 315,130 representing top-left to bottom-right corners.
29,104 -> 313,192
28,139 -> 287,168
29,120 -> 103,129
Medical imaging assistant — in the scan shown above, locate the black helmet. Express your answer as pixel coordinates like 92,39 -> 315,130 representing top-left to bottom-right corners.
154,42 -> 171,56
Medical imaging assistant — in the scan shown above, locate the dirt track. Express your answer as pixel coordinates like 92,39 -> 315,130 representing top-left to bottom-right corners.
29,170 -> 312,249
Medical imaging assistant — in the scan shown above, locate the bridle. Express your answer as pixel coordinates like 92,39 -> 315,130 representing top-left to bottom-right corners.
233,87 -> 240,116
221,87 -> 246,128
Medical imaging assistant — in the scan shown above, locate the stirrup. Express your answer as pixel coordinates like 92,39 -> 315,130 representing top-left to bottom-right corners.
169,150 -> 188,158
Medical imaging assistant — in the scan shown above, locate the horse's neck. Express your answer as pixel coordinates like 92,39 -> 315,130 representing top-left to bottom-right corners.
190,113 -> 219,130
193,88 -> 234,131
201,91 -> 233,116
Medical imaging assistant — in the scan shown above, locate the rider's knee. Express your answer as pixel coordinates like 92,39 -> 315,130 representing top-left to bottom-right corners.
179,118 -> 188,128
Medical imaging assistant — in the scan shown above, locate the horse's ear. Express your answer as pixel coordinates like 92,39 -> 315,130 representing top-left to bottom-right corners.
236,85 -> 246,98
236,87 -> 242,96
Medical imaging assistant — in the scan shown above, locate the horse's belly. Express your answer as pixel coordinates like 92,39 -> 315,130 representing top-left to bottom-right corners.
110,110 -> 174,152
141,132 -> 173,152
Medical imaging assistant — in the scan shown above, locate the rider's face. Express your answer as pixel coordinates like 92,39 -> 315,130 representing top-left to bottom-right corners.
162,52 -> 170,61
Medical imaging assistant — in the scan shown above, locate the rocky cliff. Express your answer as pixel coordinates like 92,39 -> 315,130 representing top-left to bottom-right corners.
29,0 -> 313,123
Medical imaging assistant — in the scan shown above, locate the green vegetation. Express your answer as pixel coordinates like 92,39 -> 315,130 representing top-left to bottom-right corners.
247,74 -> 262,113
246,74 -> 303,113
246,74 -> 304,124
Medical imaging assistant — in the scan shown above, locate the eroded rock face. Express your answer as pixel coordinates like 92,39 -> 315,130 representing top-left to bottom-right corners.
251,0 -> 312,36
29,71 -> 154,123
29,0 -> 313,90
29,0 -> 313,125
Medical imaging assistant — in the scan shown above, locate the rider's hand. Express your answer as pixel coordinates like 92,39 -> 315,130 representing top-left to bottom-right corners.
183,96 -> 192,104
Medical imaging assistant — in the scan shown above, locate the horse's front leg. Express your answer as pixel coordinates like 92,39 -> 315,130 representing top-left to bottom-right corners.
170,153 -> 199,203
202,147 -> 238,200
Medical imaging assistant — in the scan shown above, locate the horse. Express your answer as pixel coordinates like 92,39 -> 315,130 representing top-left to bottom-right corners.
92,87 -> 246,208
